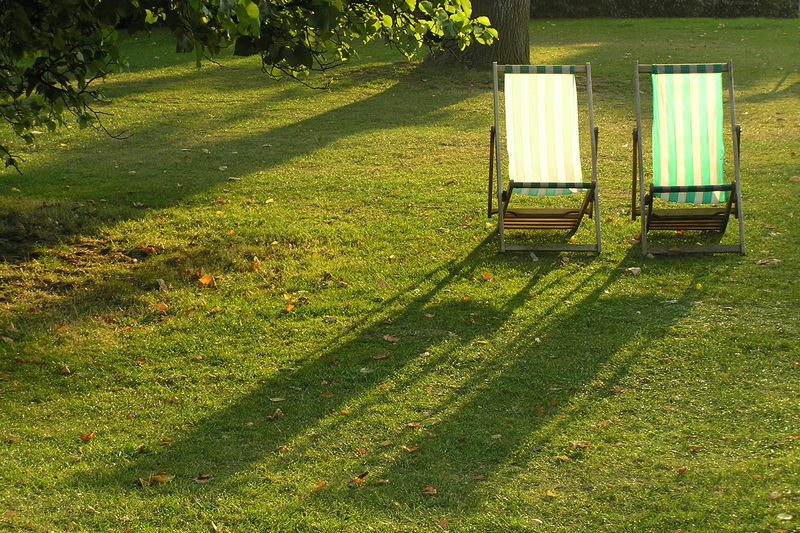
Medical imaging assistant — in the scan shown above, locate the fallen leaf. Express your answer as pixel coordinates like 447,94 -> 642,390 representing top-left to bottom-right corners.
677,466 -> 688,474
377,280 -> 388,288
438,519 -> 450,529
270,397 -> 285,402
81,431 -> 95,441
312,480 -> 327,493
383,334 -> 399,343
348,471 -> 369,488
372,351 -> 387,360
625,267 -> 642,275
769,491 -> 781,500
756,257 -> 780,265
198,274 -> 216,288
569,441 -> 591,449
380,440 -> 392,447
690,445 -> 702,453
545,489 -> 558,498
150,472 -> 174,483
155,302 -> 169,314
422,484 -> 437,495
194,473 -> 213,483
321,392 -> 334,398
284,303 -> 295,312
555,455 -> 570,462
481,272 -> 492,281
777,513 -> 793,521
54,325 -> 68,333
5,434 -> 20,443
137,478 -> 151,487
491,434 -> 502,440
266,409 -> 283,421
2,511 -> 16,520
548,398 -> 558,407
65,521 -> 78,530
402,444 -> 419,453
60,365 -> 71,375
340,410 -> 350,415
355,447 -> 366,454
610,386 -> 623,394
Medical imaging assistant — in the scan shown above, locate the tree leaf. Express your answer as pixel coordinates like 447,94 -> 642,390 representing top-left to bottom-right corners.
150,472 -> 174,483
422,484 -> 437,495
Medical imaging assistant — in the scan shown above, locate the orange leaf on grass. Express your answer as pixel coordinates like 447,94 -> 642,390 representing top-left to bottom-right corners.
81,431 -> 95,441
481,272 -> 492,281
198,274 -> 216,288
312,480 -> 327,493
155,302 -> 169,314
284,303 -> 295,312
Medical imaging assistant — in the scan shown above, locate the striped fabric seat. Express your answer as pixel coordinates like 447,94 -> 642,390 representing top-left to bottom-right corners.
504,68 -> 584,196
651,70 -> 727,204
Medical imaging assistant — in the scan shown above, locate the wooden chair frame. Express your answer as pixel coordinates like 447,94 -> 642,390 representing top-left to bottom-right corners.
488,62 -> 601,253
632,61 -> 745,255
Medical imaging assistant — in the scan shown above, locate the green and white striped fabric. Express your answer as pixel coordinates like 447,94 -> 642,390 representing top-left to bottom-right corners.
652,71 -> 727,204
504,72 -> 583,196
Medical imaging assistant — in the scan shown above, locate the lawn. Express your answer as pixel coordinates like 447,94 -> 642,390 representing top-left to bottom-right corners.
1,17 -> 799,532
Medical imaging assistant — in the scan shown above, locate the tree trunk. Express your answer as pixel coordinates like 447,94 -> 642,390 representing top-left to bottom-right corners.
429,0 -> 530,68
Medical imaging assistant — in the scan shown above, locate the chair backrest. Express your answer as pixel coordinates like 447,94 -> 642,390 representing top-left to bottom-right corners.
647,64 -> 728,204
501,65 -> 585,196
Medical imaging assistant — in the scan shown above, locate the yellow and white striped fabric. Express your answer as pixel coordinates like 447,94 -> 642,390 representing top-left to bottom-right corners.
504,72 -> 582,196
652,72 -> 726,204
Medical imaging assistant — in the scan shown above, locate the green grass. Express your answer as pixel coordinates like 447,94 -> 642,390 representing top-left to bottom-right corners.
1,18 -> 799,532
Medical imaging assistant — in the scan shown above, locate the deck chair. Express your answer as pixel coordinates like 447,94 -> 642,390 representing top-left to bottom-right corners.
632,61 -> 745,255
488,63 -> 601,253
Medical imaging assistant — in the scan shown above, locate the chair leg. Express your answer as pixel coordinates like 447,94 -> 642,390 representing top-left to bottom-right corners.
488,127 -> 495,218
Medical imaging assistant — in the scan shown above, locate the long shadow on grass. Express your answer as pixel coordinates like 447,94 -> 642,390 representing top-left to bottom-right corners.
0,43 -> 600,262
0,60 -> 471,260
64,244 -> 721,526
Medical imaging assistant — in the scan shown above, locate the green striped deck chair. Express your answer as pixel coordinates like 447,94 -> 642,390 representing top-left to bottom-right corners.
488,63 -> 601,253
632,61 -> 744,255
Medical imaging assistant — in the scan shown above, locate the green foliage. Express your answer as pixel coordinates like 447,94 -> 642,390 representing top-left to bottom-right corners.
0,0 -> 496,170
530,0 -> 799,18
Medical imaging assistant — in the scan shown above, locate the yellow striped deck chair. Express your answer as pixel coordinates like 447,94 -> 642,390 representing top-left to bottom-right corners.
632,61 -> 745,255
488,63 -> 601,253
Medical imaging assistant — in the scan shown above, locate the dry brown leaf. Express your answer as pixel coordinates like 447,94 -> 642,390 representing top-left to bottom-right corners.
137,477 -> 151,487
690,445 -> 702,453
491,434 -> 502,440
150,472 -> 174,483
756,257 -> 780,265
312,480 -> 327,493
321,392 -> 334,398
407,422 -> 421,429
155,302 -> 169,314
473,474 -> 486,480
54,325 -> 68,333
81,431 -> 95,441
194,473 -> 213,484
270,397 -> 285,403
60,365 -> 71,375
610,386 -> 623,394
266,408 -> 283,421
383,334 -> 399,343
422,484 -> 437,495
380,439 -> 392,447
402,444 -> 419,453
5,434 -> 20,443
438,519 -> 450,529
372,351 -> 387,360
677,467 -> 688,474
198,274 -> 216,288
